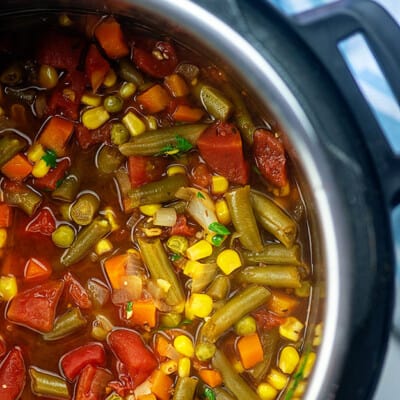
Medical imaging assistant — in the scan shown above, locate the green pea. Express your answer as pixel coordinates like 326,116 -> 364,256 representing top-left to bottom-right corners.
110,122 -> 130,145
52,225 -> 75,248
234,315 -> 257,336
103,95 -> 123,113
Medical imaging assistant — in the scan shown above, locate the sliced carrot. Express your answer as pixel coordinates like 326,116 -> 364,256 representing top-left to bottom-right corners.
164,74 -> 189,97
237,333 -> 264,369
24,257 -> 52,282
0,203 -> 13,228
103,253 -> 128,289
39,116 -> 74,156
131,300 -> 157,328
172,104 -> 204,122
137,395 -> 157,400
155,334 -> 170,358
85,44 -> 110,92
137,84 -> 170,114
150,369 -> 173,400
199,368 -> 223,388
1,153 -> 32,181
268,290 -> 300,317
95,18 -> 129,59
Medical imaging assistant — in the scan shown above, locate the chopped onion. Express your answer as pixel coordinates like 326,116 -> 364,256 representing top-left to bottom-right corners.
111,275 -> 143,304
153,207 -> 177,227
86,278 -> 110,307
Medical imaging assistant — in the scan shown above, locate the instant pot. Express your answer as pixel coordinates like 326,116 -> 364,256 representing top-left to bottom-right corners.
0,0 -> 396,399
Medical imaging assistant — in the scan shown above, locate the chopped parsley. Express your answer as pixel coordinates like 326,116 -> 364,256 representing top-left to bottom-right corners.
171,253 -> 182,262
196,191 -> 205,199
284,349 -> 310,400
41,149 -> 57,168
203,387 -> 216,400
208,222 -> 230,236
126,301 -> 133,319
211,234 -> 224,247
159,135 -> 193,155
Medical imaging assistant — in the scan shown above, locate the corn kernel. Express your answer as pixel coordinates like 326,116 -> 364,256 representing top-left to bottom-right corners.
63,88 -> 76,102
174,335 -> 194,358
279,346 -> 300,374
123,111 -> 146,137
39,65 -> 59,89
266,369 -> 288,390
156,279 -> 171,294
0,229 -> 7,248
142,227 -> 162,237
279,317 -> 304,342
0,275 -> 17,301
27,142 -> 45,163
232,358 -> 245,373
103,68 -> 117,87
216,249 -> 242,275
139,204 -> 162,216
103,207 -> 120,231
58,13 -> 73,26
95,238 -> 113,256
313,323 -> 322,346
183,260 -> 201,277
32,159 -> 51,178
160,360 -> 178,375
302,351 -> 316,378
82,106 -> 110,130
178,357 -> 191,378
145,116 -> 158,130
257,383 -> 278,400
211,175 -> 229,194
186,293 -> 213,319
186,240 -> 212,261
215,199 -> 231,225
167,165 -> 186,176
119,82 -> 137,99
81,92 -> 102,107
294,381 -> 307,396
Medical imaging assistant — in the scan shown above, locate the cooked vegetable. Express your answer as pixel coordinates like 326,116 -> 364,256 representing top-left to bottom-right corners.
97,145 -> 125,174
29,367 -> 70,398
0,133 -> 27,168
39,116 -> 74,156
117,57 -> 145,87
95,17 -> 130,59
235,266 -> 301,288
3,181 -> 41,216
51,174 -> 80,202
173,376 -> 198,400
70,193 -> 100,226
241,243 -> 302,265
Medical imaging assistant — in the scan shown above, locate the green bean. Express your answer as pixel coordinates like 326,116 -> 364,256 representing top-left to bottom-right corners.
52,174 -> 80,202
212,350 -> 260,400
0,133 -> 27,167
199,285 -> 270,344
70,193 -> 100,226
193,82 -> 233,121
250,191 -> 297,248
119,124 -> 208,156
97,145 -> 125,174
43,307 -> 86,341
29,367 -> 70,398
206,275 -> 231,300
235,266 -> 301,288
111,122 -> 130,145
225,186 -> 263,252
117,58 -> 145,87
127,174 -> 188,208
241,243 -> 301,265
169,200 -> 187,214
3,182 -> 41,216
222,83 -> 255,145
138,238 -> 185,311
214,387 -> 237,400
173,376 -> 198,400
103,95 -> 123,113
160,312 -> 182,328
61,218 -> 111,266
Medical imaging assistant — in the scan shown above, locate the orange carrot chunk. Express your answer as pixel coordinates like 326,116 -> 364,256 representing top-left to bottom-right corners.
1,154 -> 32,181
164,74 -> 189,97
237,333 -> 264,369
137,84 -> 170,114
104,253 -> 128,289
198,368 -> 223,388
131,300 -> 157,328
24,257 -> 52,283
95,18 -> 130,59
39,116 -> 74,156
0,203 -> 13,228
172,105 -> 204,122
150,369 -> 173,400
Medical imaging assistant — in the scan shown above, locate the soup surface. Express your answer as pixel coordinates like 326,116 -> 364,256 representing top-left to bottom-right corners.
0,12 -> 318,400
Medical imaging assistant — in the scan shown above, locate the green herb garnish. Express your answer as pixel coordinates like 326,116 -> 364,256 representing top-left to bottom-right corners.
203,387 -> 216,400
284,349 -> 310,400
159,135 -> 193,155
211,234 -> 224,247
208,222 -> 230,235
126,301 -> 133,312
196,191 -> 205,199
41,149 -> 57,168
171,253 -> 182,262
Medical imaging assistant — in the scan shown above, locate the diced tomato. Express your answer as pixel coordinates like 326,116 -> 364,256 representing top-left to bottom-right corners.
7,280 -> 64,333
107,328 -> 158,387
25,208 -> 56,236
197,122 -> 249,185
169,214 -> 197,237
64,272 -> 92,310
128,156 -> 167,188
0,347 -> 25,400
61,343 -> 106,382
34,158 -> 70,191
190,162 -> 212,189
252,309 -> 287,330
0,336 -> 6,359
75,364 -> 112,400
85,44 -> 110,92
133,41 -> 178,78
75,123 -> 111,150
37,31 -> 85,71
23,257 -> 52,283
253,128 -> 288,188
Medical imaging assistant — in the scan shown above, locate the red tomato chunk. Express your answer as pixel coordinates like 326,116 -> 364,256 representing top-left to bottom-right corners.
0,348 -> 26,400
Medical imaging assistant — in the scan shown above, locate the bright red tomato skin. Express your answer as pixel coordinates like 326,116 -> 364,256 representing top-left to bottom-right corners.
0,347 -> 26,400
75,364 -> 112,400
25,208 -> 56,236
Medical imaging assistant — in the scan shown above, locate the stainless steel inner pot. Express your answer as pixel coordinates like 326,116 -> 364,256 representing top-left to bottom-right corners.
0,1 -> 355,398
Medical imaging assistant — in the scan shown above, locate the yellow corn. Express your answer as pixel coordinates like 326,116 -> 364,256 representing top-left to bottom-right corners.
160,360 -> 178,375
103,207 -> 120,231
211,175 -> 229,194
257,383 -> 278,400
293,381 -> 307,397
119,82 -> 137,99
0,275 -> 18,301
167,235 -> 188,255
63,88 -> 76,102
95,238 -> 113,256
156,278 -> 171,294
32,159 -> 51,178
39,65 -> 59,89
313,323 -> 322,346
0,229 -> 7,249
58,13 -> 73,27
122,111 -> 146,137
215,199 -> 231,225
266,369 -> 288,391
27,142 -> 45,163
183,260 -> 202,277
145,116 -> 158,130
185,293 -> 213,319
278,346 -> 300,374
216,249 -> 242,275
142,227 -> 162,237
233,358 -> 245,373
174,335 -> 194,358
279,317 -> 304,342
103,68 -> 117,88
272,181 -> 290,197
186,240 -> 212,261
139,204 -> 162,217
81,92 -> 102,107
167,165 -> 186,176
302,351 -> 316,378
82,106 -> 110,130
178,357 -> 191,378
